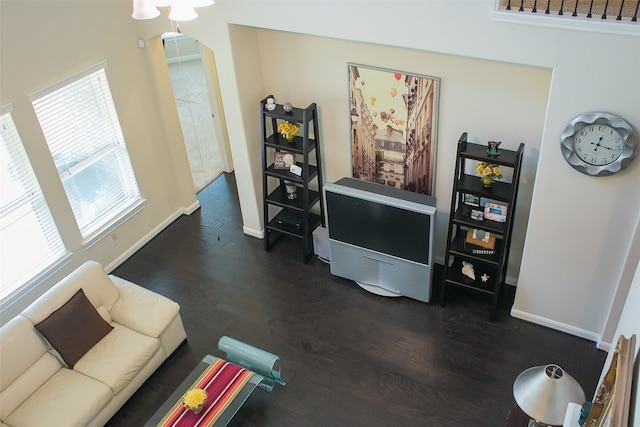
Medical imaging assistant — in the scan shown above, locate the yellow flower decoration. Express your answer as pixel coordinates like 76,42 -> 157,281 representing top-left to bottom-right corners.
277,121 -> 300,139
476,162 -> 503,180
183,388 -> 207,412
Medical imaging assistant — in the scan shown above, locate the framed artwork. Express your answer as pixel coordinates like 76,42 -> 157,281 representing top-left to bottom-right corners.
274,151 -> 295,170
348,64 -> 440,196
583,334 -> 636,427
484,203 -> 507,223
471,209 -> 484,221
464,193 -> 480,206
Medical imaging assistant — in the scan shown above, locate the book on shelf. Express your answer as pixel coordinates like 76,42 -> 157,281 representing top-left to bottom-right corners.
465,228 -> 496,250
468,246 -> 495,255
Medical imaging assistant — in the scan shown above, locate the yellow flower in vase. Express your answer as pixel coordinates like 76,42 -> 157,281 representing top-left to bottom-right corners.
476,162 -> 502,187
182,388 -> 208,414
277,121 -> 299,141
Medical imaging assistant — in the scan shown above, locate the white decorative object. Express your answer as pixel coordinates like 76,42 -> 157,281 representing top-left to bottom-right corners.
266,97 -> 276,111
461,261 -> 475,280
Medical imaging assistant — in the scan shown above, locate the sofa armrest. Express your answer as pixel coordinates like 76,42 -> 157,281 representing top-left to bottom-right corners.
108,275 -> 181,339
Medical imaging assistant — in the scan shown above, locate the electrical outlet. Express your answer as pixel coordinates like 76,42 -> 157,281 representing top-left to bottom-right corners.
110,234 -> 117,245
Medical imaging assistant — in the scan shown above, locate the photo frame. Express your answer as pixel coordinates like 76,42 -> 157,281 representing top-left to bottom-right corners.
274,151 -> 295,170
484,203 -> 507,223
348,64 -> 440,196
464,193 -> 480,206
471,209 -> 484,221
465,228 -> 496,250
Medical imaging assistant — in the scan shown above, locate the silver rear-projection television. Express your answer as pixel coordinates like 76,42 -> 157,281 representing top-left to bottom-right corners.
323,177 -> 436,302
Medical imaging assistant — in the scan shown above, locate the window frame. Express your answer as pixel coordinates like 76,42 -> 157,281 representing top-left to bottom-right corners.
29,61 -> 145,245
0,104 -> 71,306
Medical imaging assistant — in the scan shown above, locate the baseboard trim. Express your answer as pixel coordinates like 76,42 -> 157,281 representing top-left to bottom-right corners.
105,201 -> 201,273
510,308 -> 601,345
242,226 -> 264,239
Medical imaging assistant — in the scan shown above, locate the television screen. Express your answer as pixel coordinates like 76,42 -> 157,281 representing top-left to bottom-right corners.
325,191 -> 431,265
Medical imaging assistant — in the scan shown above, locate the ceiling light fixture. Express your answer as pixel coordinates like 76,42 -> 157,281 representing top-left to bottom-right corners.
132,0 -> 214,22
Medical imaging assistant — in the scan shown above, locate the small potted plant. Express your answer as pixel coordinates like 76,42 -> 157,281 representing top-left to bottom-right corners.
182,388 -> 208,414
277,121 -> 299,141
476,162 -> 502,187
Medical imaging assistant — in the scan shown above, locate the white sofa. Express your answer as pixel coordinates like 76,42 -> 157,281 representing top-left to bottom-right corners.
0,261 -> 187,427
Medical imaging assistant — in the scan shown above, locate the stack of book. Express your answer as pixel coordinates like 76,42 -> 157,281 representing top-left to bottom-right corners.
465,228 -> 495,255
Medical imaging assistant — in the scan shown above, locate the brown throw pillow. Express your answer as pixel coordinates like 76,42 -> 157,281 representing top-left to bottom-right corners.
35,288 -> 113,368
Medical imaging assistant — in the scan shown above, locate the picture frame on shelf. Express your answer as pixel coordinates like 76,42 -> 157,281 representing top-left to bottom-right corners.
484,203 -> 507,223
465,228 -> 496,250
347,63 -> 440,196
464,193 -> 480,206
274,151 -> 295,170
471,209 -> 484,221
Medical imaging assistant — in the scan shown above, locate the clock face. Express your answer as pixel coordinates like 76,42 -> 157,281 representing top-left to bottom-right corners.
573,124 -> 623,166
560,112 -> 638,176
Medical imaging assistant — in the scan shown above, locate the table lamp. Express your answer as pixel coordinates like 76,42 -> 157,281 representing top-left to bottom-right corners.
513,364 -> 586,426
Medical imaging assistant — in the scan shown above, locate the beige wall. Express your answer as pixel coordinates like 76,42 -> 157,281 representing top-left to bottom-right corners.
249,28 -> 551,283
0,1 -> 198,320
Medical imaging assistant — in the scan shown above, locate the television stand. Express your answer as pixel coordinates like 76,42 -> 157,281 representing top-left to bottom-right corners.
355,281 -> 402,297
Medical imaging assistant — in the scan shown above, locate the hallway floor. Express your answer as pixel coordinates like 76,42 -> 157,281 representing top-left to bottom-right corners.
168,57 -> 224,192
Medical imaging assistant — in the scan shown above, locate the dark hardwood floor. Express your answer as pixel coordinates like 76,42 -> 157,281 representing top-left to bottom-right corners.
106,173 -> 606,427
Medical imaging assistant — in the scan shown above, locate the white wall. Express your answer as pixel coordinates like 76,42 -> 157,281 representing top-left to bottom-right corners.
172,1 -> 640,344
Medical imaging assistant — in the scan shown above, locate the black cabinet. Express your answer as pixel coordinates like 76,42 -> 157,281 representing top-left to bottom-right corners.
440,132 -> 524,320
260,96 -> 324,262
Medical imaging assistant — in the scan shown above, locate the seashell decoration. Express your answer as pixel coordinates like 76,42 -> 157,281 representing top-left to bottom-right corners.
461,261 -> 475,281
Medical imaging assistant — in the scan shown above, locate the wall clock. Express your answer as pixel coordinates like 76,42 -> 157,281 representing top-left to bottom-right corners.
560,112 -> 638,176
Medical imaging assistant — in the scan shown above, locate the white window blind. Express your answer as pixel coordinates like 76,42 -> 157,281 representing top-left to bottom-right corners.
0,107 -> 66,301
31,65 -> 141,238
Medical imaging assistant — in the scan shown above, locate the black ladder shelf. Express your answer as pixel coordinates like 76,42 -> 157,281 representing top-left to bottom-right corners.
260,96 -> 324,263
440,132 -> 524,320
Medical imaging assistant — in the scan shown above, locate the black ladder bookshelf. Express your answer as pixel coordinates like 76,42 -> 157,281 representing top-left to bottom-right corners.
440,132 -> 524,320
260,96 -> 324,263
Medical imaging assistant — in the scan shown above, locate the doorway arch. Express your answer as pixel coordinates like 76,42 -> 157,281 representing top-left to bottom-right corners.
161,32 -> 233,192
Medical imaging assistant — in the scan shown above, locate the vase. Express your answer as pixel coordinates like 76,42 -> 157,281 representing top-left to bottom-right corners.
285,181 -> 297,199
285,133 -> 295,141
481,176 -> 494,188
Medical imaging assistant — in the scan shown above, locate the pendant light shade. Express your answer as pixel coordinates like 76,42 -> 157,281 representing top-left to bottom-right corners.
168,2 -> 198,21
132,0 -> 213,21
192,0 -> 214,6
513,364 -> 586,426
132,0 -> 160,19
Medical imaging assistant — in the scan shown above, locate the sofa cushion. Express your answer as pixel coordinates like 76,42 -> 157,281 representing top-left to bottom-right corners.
109,275 -> 181,338
21,261 -> 119,326
4,367 -> 112,427
74,323 -> 162,394
34,289 -> 113,368
0,316 -> 63,420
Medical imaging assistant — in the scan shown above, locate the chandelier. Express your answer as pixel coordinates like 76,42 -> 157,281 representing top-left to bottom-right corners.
132,0 -> 214,22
